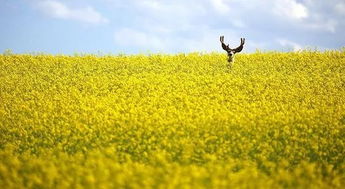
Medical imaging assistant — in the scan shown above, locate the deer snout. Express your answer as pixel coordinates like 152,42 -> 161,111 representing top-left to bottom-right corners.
228,51 -> 235,57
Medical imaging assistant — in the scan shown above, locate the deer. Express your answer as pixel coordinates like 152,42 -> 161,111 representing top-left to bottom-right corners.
220,36 -> 245,66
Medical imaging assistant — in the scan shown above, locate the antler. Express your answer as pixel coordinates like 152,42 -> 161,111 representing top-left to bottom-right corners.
220,36 -> 231,52
233,38 -> 245,53
220,36 -> 245,53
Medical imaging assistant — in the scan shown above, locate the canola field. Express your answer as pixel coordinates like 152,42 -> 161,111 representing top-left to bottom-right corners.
0,51 -> 345,188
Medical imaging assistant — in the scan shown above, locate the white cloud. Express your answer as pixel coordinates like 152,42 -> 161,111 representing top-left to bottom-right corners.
113,27 -> 252,53
140,0 -> 163,10
304,19 -> 337,33
277,39 -> 303,51
114,28 -> 166,51
210,0 -> 231,14
232,20 -> 246,28
273,0 -> 308,20
36,0 -> 108,24
207,0 -> 308,20
335,2 -> 345,15
107,0 -> 343,53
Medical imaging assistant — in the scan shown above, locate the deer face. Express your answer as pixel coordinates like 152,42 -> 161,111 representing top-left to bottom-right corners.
220,36 -> 245,63
227,51 -> 235,62
227,48 -> 235,56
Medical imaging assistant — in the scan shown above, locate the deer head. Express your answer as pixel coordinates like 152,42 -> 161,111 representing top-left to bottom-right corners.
220,36 -> 245,63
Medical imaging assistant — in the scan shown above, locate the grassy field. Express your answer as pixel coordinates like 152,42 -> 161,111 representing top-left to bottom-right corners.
0,51 -> 345,188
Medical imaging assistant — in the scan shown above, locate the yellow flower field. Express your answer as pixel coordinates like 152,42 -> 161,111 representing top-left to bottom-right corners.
0,51 -> 345,188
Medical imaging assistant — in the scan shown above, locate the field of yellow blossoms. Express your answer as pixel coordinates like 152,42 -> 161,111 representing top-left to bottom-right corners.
1,50 -> 345,188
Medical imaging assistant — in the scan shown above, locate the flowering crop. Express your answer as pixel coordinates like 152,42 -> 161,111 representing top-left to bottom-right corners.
0,51 -> 345,188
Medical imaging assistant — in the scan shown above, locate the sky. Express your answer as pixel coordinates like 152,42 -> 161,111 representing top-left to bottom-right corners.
1,0 -> 344,54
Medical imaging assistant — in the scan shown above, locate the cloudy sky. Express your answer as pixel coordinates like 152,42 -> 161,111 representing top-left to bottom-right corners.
1,0 -> 344,54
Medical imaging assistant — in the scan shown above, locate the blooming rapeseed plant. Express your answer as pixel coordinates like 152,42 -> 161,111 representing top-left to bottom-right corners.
0,50 -> 345,188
